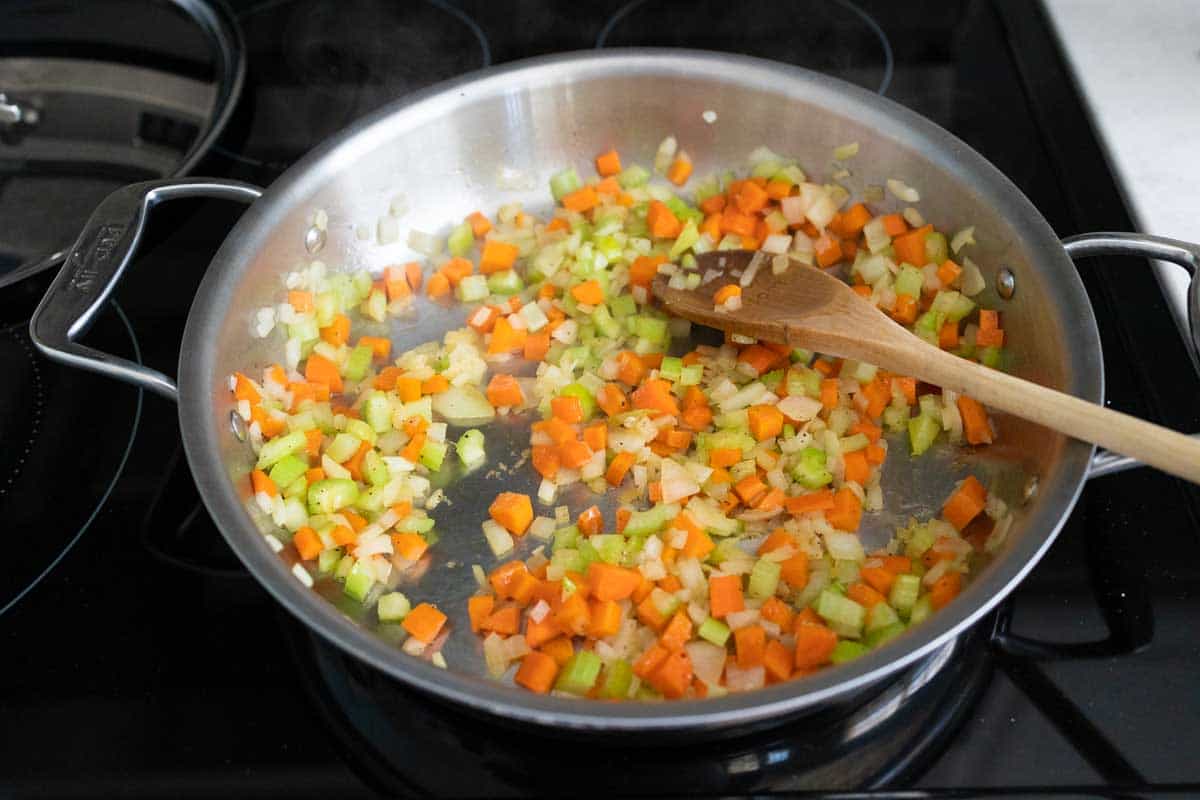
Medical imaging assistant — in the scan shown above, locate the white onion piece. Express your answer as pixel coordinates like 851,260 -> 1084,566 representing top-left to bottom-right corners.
887,178 -> 921,203
951,226 -> 976,254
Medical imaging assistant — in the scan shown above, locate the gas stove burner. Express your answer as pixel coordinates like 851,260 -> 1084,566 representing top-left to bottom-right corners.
218,0 -> 490,174
597,0 -> 894,95
285,622 -> 990,795
0,295 -> 141,618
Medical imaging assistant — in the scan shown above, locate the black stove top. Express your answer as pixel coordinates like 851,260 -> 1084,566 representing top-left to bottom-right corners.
3,0 -> 1199,797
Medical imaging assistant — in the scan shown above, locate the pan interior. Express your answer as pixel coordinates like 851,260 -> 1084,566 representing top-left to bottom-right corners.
181,51 -> 1100,730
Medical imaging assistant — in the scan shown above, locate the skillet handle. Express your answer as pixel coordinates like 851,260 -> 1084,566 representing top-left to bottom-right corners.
29,178 -> 263,402
1062,232 -> 1200,479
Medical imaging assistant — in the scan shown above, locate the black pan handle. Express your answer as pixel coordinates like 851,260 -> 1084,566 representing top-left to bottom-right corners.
28,178 -> 262,401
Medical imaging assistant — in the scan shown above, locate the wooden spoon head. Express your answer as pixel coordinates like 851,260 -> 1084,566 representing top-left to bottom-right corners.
652,250 -> 887,353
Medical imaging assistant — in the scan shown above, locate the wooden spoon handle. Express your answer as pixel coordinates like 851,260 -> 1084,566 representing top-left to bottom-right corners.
896,340 -> 1200,484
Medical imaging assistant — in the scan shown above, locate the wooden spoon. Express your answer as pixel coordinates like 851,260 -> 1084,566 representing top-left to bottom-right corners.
653,250 -> 1200,485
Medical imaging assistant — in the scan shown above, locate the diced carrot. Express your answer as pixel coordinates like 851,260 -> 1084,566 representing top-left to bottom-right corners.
587,562 -> 641,602
956,395 -> 993,445
939,321 -> 959,349
588,599 -> 624,639
929,571 -> 963,609
319,314 -> 351,347
479,239 -> 519,274
881,213 -> 908,236
395,376 -> 422,402
467,595 -> 495,633
515,650 -> 559,694
881,555 -> 912,574
892,293 -> 918,324
631,379 -> 680,416
865,443 -> 887,465
292,526 -> 322,560
391,532 -> 428,562
549,395 -> 582,424
562,186 -> 599,213
531,445 -> 560,480
426,271 -> 451,298
734,625 -> 766,669
605,451 -> 635,486
523,330 -> 550,361
614,351 -> 647,386
545,217 -> 570,233
937,259 -> 962,286
418,374 -> 448,395
839,203 -> 873,237
439,256 -> 475,287
859,565 -> 897,595
699,194 -> 727,215
583,423 -> 607,452
634,644 -> 670,679
486,373 -> 525,407
843,450 -> 870,485
647,648 -> 693,699
571,279 -> 605,305
666,157 -> 693,186
735,181 -> 769,214
646,200 -> 682,239
892,224 -> 932,266
701,212 -> 723,242
555,592 -> 591,636
820,377 -> 840,410
304,353 -> 343,393
853,284 -> 873,299
785,489 -> 835,517
847,582 -> 886,609
287,290 -> 313,312
489,492 -> 533,536
532,417 -> 575,446
815,233 -> 843,268
736,344 -> 780,376
942,475 -> 987,530
330,524 -> 356,547
660,610 -> 693,652
461,211 -> 492,239
707,448 -> 741,469
892,376 -> 917,405
481,605 -> 521,635
794,621 -> 838,669
540,637 -> 575,666
576,505 -> 603,537
747,404 -> 785,441
595,149 -> 622,177
975,327 -> 1005,347
826,487 -> 863,531
734,474 -> 767,506
635,593 -> 671,632
763,639 -> 793,683
356,336 -> 391,361
713,284 -> 742,305
402,603 -> 447,643
629,254 -> 666,287
708,574 -> 745,618
558,439 -> 593,470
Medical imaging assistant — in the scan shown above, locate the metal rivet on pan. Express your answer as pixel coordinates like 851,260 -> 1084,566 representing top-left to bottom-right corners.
997,267 -> 1016,299
230,410 -> 247,442
1022,474 -> 1039,505
304,225 -> 326,255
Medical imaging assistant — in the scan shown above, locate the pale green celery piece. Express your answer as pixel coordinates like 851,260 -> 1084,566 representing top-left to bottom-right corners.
925,232 -> 949,265
553,524 -> 580,552
317,548 -> 342,574
839,433 -> 870,453
377,591 -> 412,622
282,475 -> 308,500
419,440 -> 448,471
326,432 -> 362,463
362,289 -> 386,322
617,163 -> 650,189
256,430 -> 308,469
601,659 -> 633,699
908,414 -> 941,456
632,315 -> 669,345
307,478 -> 359,514
830,640 -> 870,663
659,356 -> 683,381
592,534 -> 624,564
609,293 -> 637,318
551,547 -> 585,575
668,219 -> 700,260
817,589 -> 866,638
343,560 -> 375,602
268,454 -> 308,490
287,316 -> 319,343
918,394 -> 942,419
888,573 -> 921,617
363,391 -> 393,433
698,617 -> 731,647
883,404 -> 910,433
343,344 -> 374,382
622,503 -> 680,537
457,274 -> 489,302
363,450 -> 390,486
679,364 -> 704,386
351,270 -> 374,300
555,651 -> 603,695
930,290 -> 975,322
894,265 -> 924,298
909,594 -> 934,625
550,167 -> 581,201
979,345 -> 1003,369
592,303 -> 622,338
456,429 -> 486,469
664,196 -> 703,225
447,222 -> 474,257
865,600 -> 900,633
314,292 -> 337,327
487,270 -> 524,295
866,621 -> 907,648
344,418 -> 375,445
747,558 -> 782,600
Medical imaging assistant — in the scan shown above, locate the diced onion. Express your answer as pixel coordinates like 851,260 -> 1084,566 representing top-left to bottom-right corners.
951,226 -> 976,254
887,178 -> 921,203
833,142 -> 860,160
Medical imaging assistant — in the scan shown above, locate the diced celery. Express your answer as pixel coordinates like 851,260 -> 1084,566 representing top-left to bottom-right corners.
550,167 -> 581,201
649,587 -> 681,617
577,539 -> 600,570
747,558 -> 782,600
792,447 -> 833,489
760,369 -> 783,391
632,315 -> 669,345
883,405 -> 909,433
345,418 -> 375,445
698,617 -> 731,647
363,391 -> 393,433
553,524 -> 580,553
914,311 -> 945,346
930,290 -> 975,322
343,560 -> 375,602
314,292 -> 337,327
668,218 -> 700,259
787,367 -> 821,398
307,478 -> 359,514
816,589 -> 866,638
592,303 -> 622,338
363,450 -> 390,486
256,430 -> 308,469
889,573 -> 921,617
559,382 -> 597,420
909,594 -> 934,625
317,548 -> 342,574
894,265 -> 924,299
396,514 -> 436,534
679,364 -> 703,386
288,316 -> 319,343
343,344 -> 374,382
456,429 -> 486,469
830,640 -> 870,664
609,293 -> 637,318
268,454 -> 308,490
377,591 -> 411,622
622,503 -> 680,537
865,621 -> 907,648
351,271 -> 374,300
326,432 -> 362,463
839,433 -> 870,453
362,288 -> 387,322
487,269 -> 524,295
592,534 -> 624,564
617,163 -> 650,189
555,651 -> 603,695
457,274 -> 489,302
832,558 -> 861,584
979,345 -> 1002,369
334,554 -> 355,581
283,475 -> 308,500
698,430 -> 755,456
925,232 -> 949,266
447,221 -> 474,257
791,347 -> 814,364
601,659 -> 633,699
905,523 -> 938,560
866,600 -> 900,633
419,440 -> 448,471
659,356 -> 683,381
908,414 -> 941,456
684,498 -> 741,536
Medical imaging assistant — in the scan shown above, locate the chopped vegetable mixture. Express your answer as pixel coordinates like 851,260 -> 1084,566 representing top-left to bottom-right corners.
232,136 -> 1015,698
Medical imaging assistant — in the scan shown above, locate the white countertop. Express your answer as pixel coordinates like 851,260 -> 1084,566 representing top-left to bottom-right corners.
1042,0 -> 1200,340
